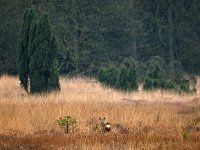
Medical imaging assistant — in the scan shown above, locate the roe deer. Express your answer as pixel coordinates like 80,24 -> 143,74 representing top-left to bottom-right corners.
99,117 -> 111,132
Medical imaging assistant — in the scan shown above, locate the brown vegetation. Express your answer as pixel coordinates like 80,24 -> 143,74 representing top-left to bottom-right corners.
0,75 -> 200,149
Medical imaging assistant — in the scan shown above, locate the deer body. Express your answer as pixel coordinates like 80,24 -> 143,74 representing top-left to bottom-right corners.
99,117 -> 111,132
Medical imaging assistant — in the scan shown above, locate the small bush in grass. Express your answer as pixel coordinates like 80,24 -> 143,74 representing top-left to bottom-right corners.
155,111 -> 161,123
57,116 -> 77,133
181,128 -> 190,140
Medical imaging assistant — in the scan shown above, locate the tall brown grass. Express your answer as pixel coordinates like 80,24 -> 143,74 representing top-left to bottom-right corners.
0,75 -> 200,149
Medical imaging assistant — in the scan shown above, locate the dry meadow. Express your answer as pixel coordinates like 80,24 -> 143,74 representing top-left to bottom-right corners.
0,75 -> 200,150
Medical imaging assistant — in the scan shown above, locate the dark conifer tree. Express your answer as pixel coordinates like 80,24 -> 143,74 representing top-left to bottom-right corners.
18,8 -> 36,92
29,14 -> 60,93
47,37 -> 60,91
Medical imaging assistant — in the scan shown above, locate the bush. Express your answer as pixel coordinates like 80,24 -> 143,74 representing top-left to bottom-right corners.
127,59 -> 138,91
57,116 -> 77,133
146,56 -> 167,75
98,65 -> 118,88
117,65 -> 129,90
98,59 -> 138,91
144,63 -> 164,90
162,80 -> 176,90
98,67 -> 108,83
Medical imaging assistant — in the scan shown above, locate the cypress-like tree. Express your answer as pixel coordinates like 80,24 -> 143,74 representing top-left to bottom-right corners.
29,14 -> 60,93
18,8 -> 36,92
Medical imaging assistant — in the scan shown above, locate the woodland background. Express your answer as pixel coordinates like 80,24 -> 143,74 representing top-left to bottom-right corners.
0,0 -> 200,78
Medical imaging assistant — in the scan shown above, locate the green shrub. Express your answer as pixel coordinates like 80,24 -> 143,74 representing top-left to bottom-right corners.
98,59 -> 138,91
57,116 -> 77,133
181,129 -> 190,140
98,65 -> 118,87
144,63 -> 164,90
117,65 -> 129,90
162,80 -> 176,90
106,65 -> 118,87
127,59 -> 138,91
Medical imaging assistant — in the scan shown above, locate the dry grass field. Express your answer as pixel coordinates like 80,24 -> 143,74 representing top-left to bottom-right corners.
0,75 -> 200,150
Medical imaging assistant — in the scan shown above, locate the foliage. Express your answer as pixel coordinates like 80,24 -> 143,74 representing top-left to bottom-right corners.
181,129 -> 190,140
162,80 -> 176,91
117,62 -> 137,91
18,8 -> 36,92
125,59 -> 138,91
143,62 -> 193,93
144,63 -> 165,90
156,112 -> 161,123
57,116 -> 77,133
98,65 -> 118,88
117,65 -> 129,90
98,59 -> 137,91
29,13 -> 60,93
167,60 -> 184,80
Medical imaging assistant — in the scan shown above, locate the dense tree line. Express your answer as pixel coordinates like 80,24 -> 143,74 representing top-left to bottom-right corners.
0,0 -> 200,79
